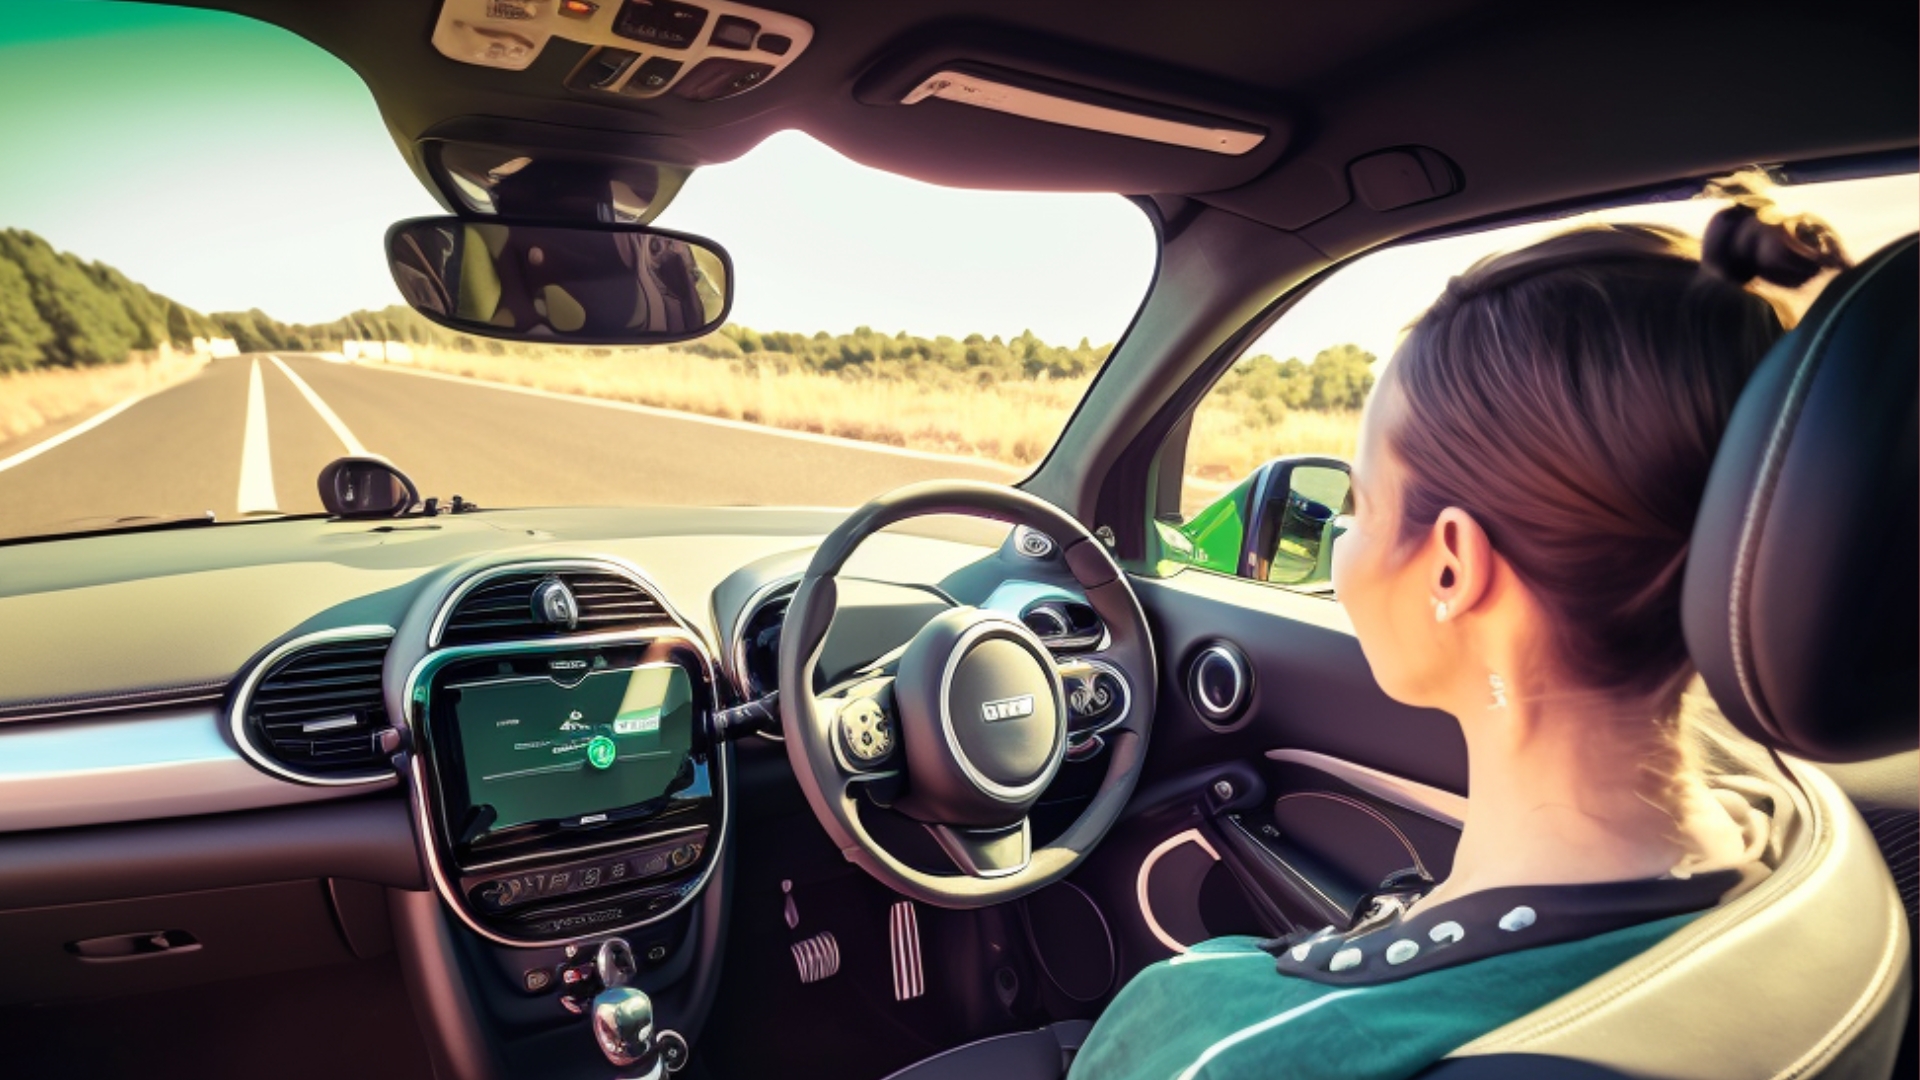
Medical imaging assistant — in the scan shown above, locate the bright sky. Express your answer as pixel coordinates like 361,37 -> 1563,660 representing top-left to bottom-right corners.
0,2 -> 1155,344
0,2 -> 1913,355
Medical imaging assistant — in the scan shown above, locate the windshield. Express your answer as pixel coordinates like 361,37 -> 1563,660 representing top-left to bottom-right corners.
0,3 -> 1154,542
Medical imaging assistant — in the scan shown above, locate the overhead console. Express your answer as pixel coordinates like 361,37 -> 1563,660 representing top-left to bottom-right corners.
431,0 -> 812,104
399,560 -> 725,948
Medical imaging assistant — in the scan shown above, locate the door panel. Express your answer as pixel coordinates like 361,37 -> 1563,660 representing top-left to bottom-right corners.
1064,569 -> 1468,982
1129,570 -> 1467,792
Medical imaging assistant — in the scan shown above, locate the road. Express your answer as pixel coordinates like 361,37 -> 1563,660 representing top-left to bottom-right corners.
0,354 -> 1020,538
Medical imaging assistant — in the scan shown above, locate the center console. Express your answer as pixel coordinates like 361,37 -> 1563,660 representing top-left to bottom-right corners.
410,634 -> 722,946
390,559 -> 731,1077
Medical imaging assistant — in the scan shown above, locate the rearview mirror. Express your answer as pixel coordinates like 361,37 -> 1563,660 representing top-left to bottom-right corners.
385,217 -> 732,345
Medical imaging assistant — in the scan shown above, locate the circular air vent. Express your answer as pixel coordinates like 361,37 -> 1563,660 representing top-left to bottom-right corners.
1189,642 -> 1251,730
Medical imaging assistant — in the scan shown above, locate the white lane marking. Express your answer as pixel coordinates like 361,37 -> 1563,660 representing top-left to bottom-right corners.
0,394 -> 150,476
236,359 -> 278,514
341,358 -> 1024,474
1174,989 -> 1361,1080
269,355 -> 368,456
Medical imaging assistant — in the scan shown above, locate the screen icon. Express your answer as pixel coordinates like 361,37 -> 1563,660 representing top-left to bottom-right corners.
586,735 -> 618,769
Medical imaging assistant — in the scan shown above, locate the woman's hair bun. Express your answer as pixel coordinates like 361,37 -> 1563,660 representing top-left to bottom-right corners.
1701,192 -> 1850,289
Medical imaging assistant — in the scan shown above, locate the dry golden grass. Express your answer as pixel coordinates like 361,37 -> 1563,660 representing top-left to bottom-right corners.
1186,403 -> 1363,482
400,345 -> 1087,466
0,350 -> 209,447
391,346 -> 1365,502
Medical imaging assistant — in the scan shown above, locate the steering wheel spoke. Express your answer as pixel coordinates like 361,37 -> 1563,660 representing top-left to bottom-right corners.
926,818 -> 1032,878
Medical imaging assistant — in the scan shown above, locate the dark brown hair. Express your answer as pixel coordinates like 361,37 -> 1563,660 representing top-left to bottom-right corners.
1387,196 -> 1848,717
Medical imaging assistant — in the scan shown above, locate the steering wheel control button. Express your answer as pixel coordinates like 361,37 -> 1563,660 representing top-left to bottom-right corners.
524,966 -> 556,993
840,698 -> 896,764
1012,525 -> 1056,558
585,735 -> 618,769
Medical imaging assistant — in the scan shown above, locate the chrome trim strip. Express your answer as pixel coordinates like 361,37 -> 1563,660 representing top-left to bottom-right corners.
0,706 -> 390,832
227,624 -> 400,787
1263,749 -> 1469,828
406,557 -> 729,950
1135,828 -> 1220,954
1191,644 -> 1247,721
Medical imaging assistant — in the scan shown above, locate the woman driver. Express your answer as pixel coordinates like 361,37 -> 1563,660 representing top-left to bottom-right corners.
1068,190 -> 1849,1080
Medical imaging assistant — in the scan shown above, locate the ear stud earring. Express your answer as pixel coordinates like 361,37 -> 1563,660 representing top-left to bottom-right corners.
1488,672 -> 1509,709
1433,601 -> 1449,622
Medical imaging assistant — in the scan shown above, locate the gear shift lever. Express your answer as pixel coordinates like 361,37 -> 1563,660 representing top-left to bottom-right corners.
591,985 -> 663,1080
588,938 -> 669,1079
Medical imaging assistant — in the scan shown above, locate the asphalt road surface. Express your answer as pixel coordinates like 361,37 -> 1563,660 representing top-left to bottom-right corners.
0,354 -> 1020,540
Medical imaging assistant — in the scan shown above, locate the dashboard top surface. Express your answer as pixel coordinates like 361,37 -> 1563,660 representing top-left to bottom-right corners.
0,505 -> 1005,716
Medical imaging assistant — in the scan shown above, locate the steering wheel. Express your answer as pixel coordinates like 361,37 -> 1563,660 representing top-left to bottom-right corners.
778,480 -> 1157,907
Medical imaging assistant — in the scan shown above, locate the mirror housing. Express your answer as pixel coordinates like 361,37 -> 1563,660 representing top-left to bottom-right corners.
385,216 -> 732,345
1157,454 -> 1351,589
317,456 -> 420,519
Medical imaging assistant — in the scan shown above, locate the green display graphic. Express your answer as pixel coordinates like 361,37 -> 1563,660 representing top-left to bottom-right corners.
452,663 -> 694,835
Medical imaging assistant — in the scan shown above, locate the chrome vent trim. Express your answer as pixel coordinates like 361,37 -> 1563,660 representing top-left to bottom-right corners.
229,625 -> 397,787
434,566 -> 671,647
726,573 -> 800,703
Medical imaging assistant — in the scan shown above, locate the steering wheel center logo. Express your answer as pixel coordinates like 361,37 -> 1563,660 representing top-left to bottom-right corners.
980,694 -> 1035,722
531,578 -> 579,629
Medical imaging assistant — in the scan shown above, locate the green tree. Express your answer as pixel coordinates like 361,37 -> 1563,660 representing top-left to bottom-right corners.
1308,344 -> 1375,410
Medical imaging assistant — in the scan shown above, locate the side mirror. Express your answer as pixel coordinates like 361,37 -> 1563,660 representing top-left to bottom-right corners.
1243,457 -> 1351,586
1157,454 -> 1351,590
385,217 -> 732,345
317,456 -> 420,519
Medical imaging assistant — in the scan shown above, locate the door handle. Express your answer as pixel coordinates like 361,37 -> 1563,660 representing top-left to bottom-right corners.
65,929 -> 201,962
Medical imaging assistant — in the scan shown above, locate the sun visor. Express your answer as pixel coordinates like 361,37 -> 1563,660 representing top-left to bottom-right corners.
846,28 -> 1288,194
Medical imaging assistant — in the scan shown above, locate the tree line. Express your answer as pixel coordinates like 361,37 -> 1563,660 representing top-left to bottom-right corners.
0,228 -> 1375,411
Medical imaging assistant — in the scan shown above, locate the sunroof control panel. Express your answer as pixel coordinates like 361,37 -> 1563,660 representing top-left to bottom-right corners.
432,0 -> 811,104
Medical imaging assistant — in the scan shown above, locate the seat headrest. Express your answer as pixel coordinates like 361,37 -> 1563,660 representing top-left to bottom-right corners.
1683,234 -> 1918,762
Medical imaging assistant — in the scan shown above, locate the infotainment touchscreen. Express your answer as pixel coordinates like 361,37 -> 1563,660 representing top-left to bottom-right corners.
449,663 -> 695,836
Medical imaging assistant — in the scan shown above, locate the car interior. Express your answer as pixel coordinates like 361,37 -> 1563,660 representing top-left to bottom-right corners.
0,1 -> 1914,1079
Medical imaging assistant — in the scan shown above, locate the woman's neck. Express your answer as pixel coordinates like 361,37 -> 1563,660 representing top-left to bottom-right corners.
1417,689 -> 1746,911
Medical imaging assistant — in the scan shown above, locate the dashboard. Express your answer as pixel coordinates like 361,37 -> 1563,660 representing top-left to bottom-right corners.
0,504 -> 1124,1052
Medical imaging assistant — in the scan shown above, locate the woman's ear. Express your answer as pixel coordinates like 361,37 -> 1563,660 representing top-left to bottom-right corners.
1429,507 -> 1493,620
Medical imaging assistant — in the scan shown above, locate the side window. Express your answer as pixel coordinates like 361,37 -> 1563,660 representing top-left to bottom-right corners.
1159,171 -> 1919,595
